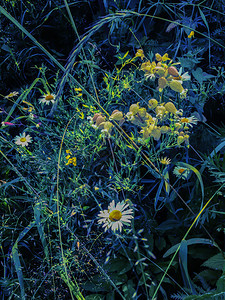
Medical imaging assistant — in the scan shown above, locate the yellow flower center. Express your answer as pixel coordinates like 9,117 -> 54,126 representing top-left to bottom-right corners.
181,118 -> 189,123
20,137 -> 26,142
45,94 -> 54,101
109,210 -> 122,222
178,168 -> 185,174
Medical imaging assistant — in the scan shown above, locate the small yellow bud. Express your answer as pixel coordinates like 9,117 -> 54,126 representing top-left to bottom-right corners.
158,77 -> 167,90
177,136 -> 185,145
135,49 -> 145,60
148,99 -> 158,109
188,31 -> 194,38
155,53 -> 162,61
138,108 -> 147,118
129,103 -> 139,115
169,80 -> 184,93
110,111 -> 123,121
155,105 -> 166,117
164,102 -> 177,114
155,67 -> 166,77
103,121 -> 114,132
151,127 -> 161,141
160,126 -> 170,133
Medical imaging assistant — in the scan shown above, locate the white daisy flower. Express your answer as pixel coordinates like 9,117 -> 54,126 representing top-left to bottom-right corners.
5,91 -> 19,99
173,166 -> 190,180
98,200 -> 133,232
14,132 -> 32,147
180,116 -> 198,127
39,93 -> 56,105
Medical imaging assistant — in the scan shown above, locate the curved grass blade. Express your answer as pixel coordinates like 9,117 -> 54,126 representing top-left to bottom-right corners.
11,221 -> 36,300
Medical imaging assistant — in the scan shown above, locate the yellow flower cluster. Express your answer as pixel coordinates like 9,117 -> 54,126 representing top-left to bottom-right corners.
88,100 -> 198,147
65,150 -> 77,166
138,51 -> 190,98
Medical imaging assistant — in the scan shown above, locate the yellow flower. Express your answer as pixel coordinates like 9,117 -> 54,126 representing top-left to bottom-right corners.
160,157 -> 171,165
135,49 -> 145,60
148,99 -> 158,109
74,87 -> 82,92
66,157 -> 77,166
169,80 -> 184,93
188,31 -> 194,38
164,102 -> 177,114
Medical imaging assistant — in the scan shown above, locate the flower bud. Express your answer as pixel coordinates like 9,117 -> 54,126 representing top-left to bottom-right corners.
138,108 -> 147,118
110,111 -> 123,121
158,77 -> 167,89
155,67 -> 166,77
93,113 -> 102,122
129,103 -> 139,115
168,66 -> 180,77
169,80 -> 184,93
148,99 -> 158,109
155,53 -> 162,61
160,126 -> 170,133
165,102 -> 177,114
96,116 -> 106,126
103,121 -> 113,132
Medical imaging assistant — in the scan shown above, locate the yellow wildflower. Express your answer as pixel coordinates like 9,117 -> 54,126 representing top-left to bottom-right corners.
188,31 -> 194,38
135,49 -> 145,60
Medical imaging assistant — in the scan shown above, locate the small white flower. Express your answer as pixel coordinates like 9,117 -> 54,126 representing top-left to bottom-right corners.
145,73 -> 155,81
98,200 -> 133,232
5,91 -> 19,99
180,116 -> 198,127
173,166 -> 190,180
39,93 -> 56,105
14,132 -> 32,147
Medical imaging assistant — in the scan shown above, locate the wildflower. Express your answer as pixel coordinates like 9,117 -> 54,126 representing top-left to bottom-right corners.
180,116 -> 198,127
158,77 -> 167,91
98,200 -> 133,232
5,91 -> 19,98
173,165 -> 190,179
165,102 -> 177,114
168,66 -> 180,77
1,121 -> 15,127
66,157 -> 77,166
129,103 -> 140,115
74,87 -> 82,92
109,110 -> 123,121
39,93 -> 56,105
14,132 -> 32,147
160,157 -> 171,165
169,80 -> 184,93
145,73 -> 155,81
148,99 -> 158,109
135,49 -> 145,60
188,31 -> 194,38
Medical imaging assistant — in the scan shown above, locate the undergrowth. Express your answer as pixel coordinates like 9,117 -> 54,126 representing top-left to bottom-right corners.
1,1 -> 225,299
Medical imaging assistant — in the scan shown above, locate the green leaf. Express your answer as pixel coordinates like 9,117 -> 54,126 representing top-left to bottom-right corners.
85,294 -> 104,300
11,221 -> 36,300
178,162 -> 204,210
104,257 -> 132,275
179,240 -> 194,293
202,253 -> 225,271
164,238 -> 217,258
